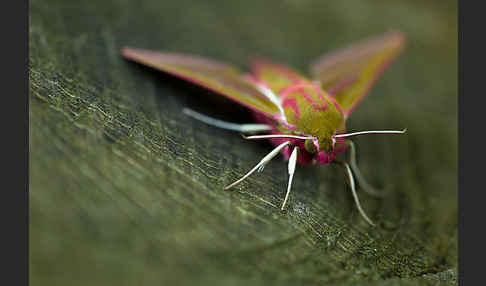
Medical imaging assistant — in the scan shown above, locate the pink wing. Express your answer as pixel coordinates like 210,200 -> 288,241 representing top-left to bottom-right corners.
249,58 -> 308,93
121,48 -> 280,118
309,31 -> 406,118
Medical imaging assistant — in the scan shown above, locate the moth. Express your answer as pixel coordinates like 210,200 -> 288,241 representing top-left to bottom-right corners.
121,31 -> 406,226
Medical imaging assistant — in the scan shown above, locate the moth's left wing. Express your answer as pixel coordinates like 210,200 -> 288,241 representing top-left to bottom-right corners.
309,31 -> 406,118
121,48 -> 280,118
250,58 -> 307,93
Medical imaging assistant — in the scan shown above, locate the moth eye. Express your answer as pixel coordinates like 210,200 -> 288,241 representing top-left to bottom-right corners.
304,139 -> 317,154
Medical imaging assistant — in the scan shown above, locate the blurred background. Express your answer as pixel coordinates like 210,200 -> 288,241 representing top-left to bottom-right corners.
30,0 -> 457,285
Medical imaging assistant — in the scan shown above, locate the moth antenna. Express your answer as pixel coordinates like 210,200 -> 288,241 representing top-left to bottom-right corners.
341,161 -> 376,226
242,134 -> 315,140
224,141 -> 291,190
183,108 -> 272,133
334,128 -> 407,138
348,141 -> 384,197
281,146 -> 298,210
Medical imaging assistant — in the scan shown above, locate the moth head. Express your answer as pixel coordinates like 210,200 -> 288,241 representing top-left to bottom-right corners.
298,100 -> 345,153
303,133 -> 334,154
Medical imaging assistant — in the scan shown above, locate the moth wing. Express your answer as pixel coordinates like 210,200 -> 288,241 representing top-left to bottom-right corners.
121,48 -> 280,118
250,58 -> 307,93
309,31 -> 406,117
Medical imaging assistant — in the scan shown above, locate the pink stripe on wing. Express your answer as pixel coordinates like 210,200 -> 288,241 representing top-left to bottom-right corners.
251,59 -> 301,83
121,48 -> 277,119
121,48 -> 232,70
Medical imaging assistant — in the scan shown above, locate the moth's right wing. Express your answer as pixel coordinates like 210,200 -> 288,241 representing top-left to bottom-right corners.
121,48 -> 280,118
309,31 -> 406,118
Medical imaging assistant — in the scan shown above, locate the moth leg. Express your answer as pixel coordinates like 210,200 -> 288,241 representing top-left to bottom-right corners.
347,140 -> 385,197
281,146 -> 298,210
225,141 -> 291,190
336,160 -> 376,226
183,108 -> 272,134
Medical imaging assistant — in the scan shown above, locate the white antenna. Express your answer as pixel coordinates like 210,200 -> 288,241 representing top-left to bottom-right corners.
242,134 -> 315,140
333,129 -> 406,139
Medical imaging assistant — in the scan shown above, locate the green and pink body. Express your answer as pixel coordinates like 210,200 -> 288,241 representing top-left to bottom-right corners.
246,60 -> 348,165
